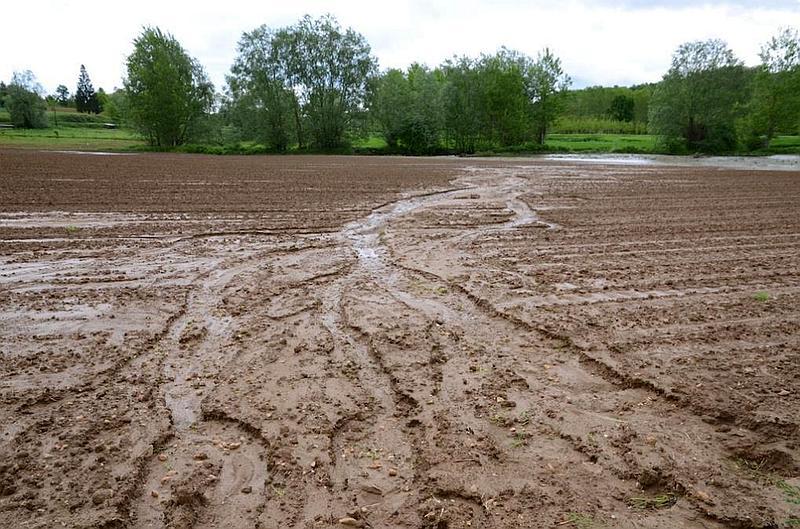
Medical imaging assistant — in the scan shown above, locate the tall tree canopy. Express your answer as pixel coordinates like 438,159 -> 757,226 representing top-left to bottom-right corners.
227,17 -> 570,153
441,56 -> 484,153
608,94 -> 635,122
125,27 -> 214,147
760,27 -> 800,74
563,85 -> 652,127
229,15 -> 377,150
742,27 -> 800,147
75,65 -> 101,114
104,89 -> 129,126
280,14 -> 378,149
525,48 -> 572,144
477,49 -> 532,147
371,68 -> 413,149
370,64 -> 444,153
55,85 -> 70,106
6,71 -> 47,128
439,47 -> 570,152
228,26 -> 296,151
649,39 -> 749,153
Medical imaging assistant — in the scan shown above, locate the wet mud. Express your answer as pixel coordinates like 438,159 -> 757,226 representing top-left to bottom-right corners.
0,150 -> 798,528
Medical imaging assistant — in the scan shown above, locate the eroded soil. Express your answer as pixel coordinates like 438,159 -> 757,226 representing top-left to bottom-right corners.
1,150 -> 798,528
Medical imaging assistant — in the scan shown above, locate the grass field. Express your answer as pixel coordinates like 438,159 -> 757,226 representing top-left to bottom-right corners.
0,106 -> 145,150
0,106 -> 111,125
757,135 -> 800,154
351,135 -> 388,149
545,133 -> 658,152
0,127 -> 144,150
552,116 -> 649,135
0,122 -> 798,156
351,134 -> 660,153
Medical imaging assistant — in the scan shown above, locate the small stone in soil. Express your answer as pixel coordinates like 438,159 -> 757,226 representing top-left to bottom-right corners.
91,488 -> 113,505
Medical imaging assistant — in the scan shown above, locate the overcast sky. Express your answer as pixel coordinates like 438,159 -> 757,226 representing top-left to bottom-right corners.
3,0 -> 800,94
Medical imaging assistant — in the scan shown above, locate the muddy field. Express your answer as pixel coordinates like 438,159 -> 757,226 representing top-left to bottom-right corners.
1,149 -> 798,529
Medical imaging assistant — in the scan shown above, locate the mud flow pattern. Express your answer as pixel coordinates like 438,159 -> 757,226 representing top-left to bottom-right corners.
1,150 -> 799,528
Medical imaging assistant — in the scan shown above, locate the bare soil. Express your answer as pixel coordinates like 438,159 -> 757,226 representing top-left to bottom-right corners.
1,150 -> 798,529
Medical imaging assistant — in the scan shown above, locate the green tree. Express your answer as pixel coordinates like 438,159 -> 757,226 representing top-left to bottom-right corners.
228,25 -> 296,151
0,82 -> 7,107
55,84 -> 70,106
76,65 -> 101,113
565,86 -> 612,118
95,88 -> 109,114
104,89 -> 129,125
608,94 -> 635,122
442,57 -> 483,153
6,71 -> 47,128
630,84 -> 653,124
371,68 -> 412,148
525,48 -> 572,144
124,27 -> 214,147
562,85 -> 652,127
440,47 -> 570,152
278,15 -> 378,150
10,70 -> 43,94
741,27 -> 800,148
371,64 -> 444,153
761,26 -> 800,74
398,64 -> 445,153
477,48 -> 531,147
649,39 -> 749,153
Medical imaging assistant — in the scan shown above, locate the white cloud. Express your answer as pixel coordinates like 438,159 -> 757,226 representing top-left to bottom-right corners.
2,0 -> 799,93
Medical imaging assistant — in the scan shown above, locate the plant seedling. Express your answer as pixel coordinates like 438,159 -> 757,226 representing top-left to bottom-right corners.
627,493 -> 677,510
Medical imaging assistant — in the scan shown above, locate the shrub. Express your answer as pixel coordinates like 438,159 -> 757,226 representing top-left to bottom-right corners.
6,84 -> 47,128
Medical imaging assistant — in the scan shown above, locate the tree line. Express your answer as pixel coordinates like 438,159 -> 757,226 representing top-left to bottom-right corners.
1,65 -> 111,128
2,17 -> 799,154
224,18 -> 571,153
558,85 -> 653,134
651,33 -> 800,152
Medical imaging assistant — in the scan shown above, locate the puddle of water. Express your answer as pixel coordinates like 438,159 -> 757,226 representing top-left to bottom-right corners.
0,211 -> 145,229
544,153 -> 800,171
544,154 -> 655,166
50,150 -> 136,156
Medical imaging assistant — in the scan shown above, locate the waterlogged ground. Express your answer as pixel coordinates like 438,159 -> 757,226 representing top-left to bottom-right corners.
0,150 -> 799,529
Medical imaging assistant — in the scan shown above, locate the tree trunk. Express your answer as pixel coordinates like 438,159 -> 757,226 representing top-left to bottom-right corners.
293,98 -> 304,150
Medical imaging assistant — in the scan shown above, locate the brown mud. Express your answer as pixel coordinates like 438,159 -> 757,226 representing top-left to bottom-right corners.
0,150 -> 798,528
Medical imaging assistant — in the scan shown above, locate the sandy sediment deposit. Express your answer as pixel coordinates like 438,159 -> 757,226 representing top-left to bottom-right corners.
1,149 -> 798,528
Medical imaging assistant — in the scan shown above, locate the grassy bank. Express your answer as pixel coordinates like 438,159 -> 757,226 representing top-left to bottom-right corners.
0,106 -> 145,150
1,125 -> 799,157
0,127 -> 144,150
751,135 -> 800,154
544,133 -> 657,153
350,134 -> 661,154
